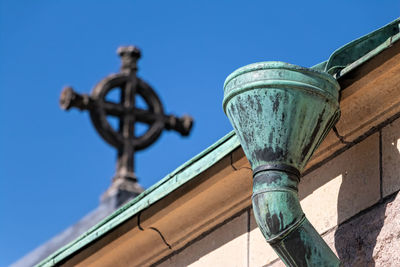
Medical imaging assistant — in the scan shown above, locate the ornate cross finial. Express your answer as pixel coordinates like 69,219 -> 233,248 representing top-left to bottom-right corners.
60,46 -> 193,188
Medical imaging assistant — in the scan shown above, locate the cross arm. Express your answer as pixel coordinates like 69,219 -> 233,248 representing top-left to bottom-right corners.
134,108 -> 193,136
164,114 -> 193,136
60,86 -> 93,111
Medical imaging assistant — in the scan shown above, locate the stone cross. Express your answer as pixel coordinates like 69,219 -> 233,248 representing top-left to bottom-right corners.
60,46 -> 193,185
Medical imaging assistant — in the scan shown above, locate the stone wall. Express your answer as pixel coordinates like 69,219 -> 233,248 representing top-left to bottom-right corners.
156,116 -> 400,267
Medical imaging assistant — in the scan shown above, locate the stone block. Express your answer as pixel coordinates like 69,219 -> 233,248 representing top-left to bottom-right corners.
158,212 -> 248,267
249,134 -> 380,266
249,210 -> 279,267
382,117 -> 400,197
299,133 -> 380,234
322,192 -> 400,266
265,259 -> 286,267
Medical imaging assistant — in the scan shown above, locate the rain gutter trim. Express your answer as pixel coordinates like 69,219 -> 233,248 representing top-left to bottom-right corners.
37,130 -> 240,267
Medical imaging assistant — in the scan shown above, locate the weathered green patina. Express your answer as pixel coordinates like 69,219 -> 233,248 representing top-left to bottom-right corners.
36,18 -> 400,267
313,17 -> 400,76
36,131 -> 240,267
223,62 -> 341,266
325,18 -> 399,76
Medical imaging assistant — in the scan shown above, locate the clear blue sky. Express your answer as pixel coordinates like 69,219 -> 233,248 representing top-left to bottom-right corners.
0,1 -> 398,265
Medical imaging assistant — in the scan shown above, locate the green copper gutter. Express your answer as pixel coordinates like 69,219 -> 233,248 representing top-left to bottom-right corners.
223,62 -> 341,266
222,17 -> 399,267
313,17 -> 400,76
37,131 -> 240,267
37,18 -> 400,267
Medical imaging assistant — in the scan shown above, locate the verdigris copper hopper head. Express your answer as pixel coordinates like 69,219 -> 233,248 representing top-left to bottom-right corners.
223,62 -> 341,266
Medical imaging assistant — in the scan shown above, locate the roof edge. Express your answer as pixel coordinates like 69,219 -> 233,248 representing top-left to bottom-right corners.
325,17 -> 400,75
37,130 -> 240,267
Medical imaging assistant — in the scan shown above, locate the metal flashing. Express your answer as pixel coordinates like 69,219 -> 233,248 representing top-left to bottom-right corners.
337,32 -> 400,78
325,18 -> 400,76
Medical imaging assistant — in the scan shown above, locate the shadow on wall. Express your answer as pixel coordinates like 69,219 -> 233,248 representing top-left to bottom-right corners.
298,130 -> 395,267
158,120 -> 400,267
334,194 -> 394,267
334,124 -> 400,266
